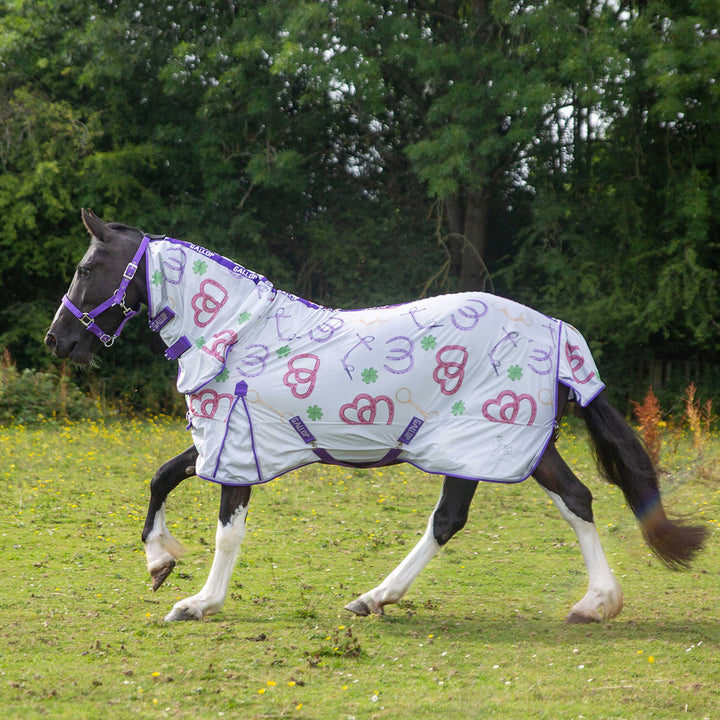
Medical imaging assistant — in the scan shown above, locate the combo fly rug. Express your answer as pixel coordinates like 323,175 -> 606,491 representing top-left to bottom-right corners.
46,210 -> 707,624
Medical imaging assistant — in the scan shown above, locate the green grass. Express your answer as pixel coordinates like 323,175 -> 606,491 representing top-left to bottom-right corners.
0,417 -> 718,719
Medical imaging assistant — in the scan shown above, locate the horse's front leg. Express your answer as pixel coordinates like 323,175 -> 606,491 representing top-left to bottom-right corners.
164,484 -> 251,622
142,445 -> 199,591
346,475 -> 477,616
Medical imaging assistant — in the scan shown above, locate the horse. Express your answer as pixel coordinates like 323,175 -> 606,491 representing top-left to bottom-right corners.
45,209 -> 707,623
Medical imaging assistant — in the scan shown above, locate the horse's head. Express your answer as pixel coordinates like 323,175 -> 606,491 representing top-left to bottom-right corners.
45,209 -> 149,365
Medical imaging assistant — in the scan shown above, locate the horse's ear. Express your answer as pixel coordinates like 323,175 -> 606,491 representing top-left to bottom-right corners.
81,208 -> 109,241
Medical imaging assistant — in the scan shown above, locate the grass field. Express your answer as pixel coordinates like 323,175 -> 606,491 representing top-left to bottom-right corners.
0,416 -> 718,719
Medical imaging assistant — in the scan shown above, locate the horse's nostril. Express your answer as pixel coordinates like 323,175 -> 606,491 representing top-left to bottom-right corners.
45,332 -> 57,352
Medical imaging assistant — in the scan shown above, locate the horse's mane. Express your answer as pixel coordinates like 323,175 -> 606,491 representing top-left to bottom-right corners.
107,222 -> 144,237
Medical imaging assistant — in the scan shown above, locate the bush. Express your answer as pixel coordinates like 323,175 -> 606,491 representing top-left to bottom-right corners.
0,357 -> 100,424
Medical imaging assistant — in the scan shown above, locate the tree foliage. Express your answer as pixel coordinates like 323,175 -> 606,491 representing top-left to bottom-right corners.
0,0 -> 717,405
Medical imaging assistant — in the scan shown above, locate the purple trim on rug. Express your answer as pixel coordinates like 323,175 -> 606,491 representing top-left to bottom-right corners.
239,390 -> 263,483
560,378 -> 606,408
213,394 -> 240,479
144,241 -> 155,319
558,321 -> 606,407
210,380 -> 263,482
149,237 -> 324,311
194,447 -> 544,488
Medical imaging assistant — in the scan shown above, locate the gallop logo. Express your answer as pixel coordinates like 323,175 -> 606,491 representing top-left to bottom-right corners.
191,279 -> 228,328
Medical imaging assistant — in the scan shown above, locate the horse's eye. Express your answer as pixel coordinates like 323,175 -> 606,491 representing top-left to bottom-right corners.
78,266 -> 91,278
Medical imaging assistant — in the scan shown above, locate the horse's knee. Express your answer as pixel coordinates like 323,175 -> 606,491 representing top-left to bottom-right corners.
432,475 -> 476,546
151,448 -> 197,494
433,507 -> 468,545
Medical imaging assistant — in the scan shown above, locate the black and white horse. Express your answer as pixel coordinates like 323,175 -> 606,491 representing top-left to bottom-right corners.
45,210 -> 707,622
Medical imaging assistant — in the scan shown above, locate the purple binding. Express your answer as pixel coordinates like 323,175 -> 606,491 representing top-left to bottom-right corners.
312,447 -> 403,469
61,235 -> 151,347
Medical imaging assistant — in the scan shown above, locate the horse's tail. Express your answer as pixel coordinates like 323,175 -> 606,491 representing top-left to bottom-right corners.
579,390 -> 707,568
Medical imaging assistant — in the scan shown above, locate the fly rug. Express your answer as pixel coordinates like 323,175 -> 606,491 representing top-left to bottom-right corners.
45,210 -> 707,623
145,236 -> 602,486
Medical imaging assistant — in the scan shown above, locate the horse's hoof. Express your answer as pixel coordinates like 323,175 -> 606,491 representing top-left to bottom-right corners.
164,604 -> 203,622
565,610 -> 602,624
150,561 -> 176,591
345,598 -> 383,617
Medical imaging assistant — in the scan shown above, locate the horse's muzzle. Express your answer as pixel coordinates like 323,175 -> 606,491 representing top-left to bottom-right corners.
44,330 -> 60,355
44,328 -> 93,365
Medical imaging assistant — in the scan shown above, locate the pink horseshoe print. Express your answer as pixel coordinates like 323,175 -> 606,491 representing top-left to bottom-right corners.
565,342 -> 596,385
191,279 -> 229,328
283,353 -> 321,399
339,393 -> 395,425
482,390 -> 538,426
433,345 -> 469,396
201,329 -> 238,363
188,388 -> 235,421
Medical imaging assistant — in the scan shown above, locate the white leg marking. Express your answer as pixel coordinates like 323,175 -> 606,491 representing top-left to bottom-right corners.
164,504 -> 248,622
544,489 -> 623,622
144,502 -> 184,573
346,515 -> 441,615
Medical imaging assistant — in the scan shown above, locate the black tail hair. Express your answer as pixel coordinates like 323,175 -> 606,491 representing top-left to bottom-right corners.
580,390 -> 707,568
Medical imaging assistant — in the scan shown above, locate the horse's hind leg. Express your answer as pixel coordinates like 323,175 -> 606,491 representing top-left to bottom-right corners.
165,484 -> 251,621
533,443 -> 623,623
142,445 -> 199,591
346,475 -> 477,616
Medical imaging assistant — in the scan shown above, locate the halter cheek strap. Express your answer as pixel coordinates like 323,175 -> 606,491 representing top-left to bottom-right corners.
61,235 -> 151,348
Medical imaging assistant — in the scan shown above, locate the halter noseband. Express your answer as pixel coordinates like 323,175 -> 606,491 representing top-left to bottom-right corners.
61,235 -> 151,348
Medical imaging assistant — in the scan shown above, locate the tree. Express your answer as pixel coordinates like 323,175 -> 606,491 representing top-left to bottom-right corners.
0,0 -> 717,405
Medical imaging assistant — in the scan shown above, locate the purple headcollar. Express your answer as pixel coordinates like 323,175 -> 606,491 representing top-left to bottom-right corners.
61,235 -> 151,347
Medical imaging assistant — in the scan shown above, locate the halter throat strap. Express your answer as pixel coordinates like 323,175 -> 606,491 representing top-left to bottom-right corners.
61,235 -> 151,348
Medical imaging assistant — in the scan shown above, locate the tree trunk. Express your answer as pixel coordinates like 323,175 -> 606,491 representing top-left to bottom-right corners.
444,195 -> 465,278
444,191 -> 490,291
459,190 -> 489,291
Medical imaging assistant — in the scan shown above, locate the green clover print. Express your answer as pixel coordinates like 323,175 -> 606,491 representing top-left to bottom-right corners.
361,367 -> 379,384
421,335 -> 438,351
307,405 -> 323,421
507,365 -> 523,381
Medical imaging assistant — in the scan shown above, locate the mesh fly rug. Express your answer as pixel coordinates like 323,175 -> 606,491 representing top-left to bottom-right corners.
146,238 -> 605,486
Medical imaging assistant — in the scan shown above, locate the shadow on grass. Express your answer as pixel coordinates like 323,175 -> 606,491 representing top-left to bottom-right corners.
351,608 -> 720,647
